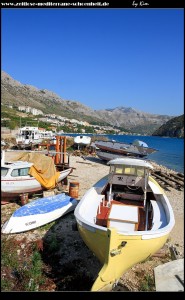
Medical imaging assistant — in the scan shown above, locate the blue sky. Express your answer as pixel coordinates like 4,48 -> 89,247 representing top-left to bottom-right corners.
1,8 -> 184,116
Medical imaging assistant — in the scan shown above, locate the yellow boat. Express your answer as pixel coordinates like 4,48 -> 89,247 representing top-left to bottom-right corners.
74,157 -> 175,291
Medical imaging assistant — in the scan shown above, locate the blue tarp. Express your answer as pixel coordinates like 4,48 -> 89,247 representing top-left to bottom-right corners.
132,140 -> 148,148
13,193 -> 77,216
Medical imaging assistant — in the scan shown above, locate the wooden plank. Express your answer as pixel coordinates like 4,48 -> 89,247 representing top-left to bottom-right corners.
171,173 -> 184,181
76,161 -> 92,165
152,171 -> 184,188
152,173 -> 176,188
160,173 -> 184,187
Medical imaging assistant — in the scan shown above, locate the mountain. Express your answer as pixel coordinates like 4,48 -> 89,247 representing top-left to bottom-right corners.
94,107 -> 173,134
152,115 -> 184,138
1,71 -> 101,125
1,70 -> 174,135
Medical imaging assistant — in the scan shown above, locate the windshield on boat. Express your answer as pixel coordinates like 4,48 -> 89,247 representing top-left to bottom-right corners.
1,167 -> 9,177
110,165 -> 145,177
11,167 -> 30,177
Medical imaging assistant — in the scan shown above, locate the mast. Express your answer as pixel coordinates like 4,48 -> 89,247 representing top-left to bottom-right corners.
144,167 -> 149,230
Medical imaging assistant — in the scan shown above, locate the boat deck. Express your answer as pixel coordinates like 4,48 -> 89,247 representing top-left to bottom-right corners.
95,197 -> 153,231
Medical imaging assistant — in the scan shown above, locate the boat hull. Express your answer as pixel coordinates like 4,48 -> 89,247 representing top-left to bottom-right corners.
76,222 -> 170,291
1,167 -> 72,202
74,164 -> 175,291
96,150 -> 146,161
95,140 -> 157,157
2,193 -> 78,233
74,135 -> 91,146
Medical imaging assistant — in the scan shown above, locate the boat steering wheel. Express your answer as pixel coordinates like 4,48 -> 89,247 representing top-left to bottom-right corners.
126,176 -> 140,191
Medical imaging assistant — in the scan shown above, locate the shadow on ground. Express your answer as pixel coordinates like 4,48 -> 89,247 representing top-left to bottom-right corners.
83,156 -> 107,165
41,212 -> 102,291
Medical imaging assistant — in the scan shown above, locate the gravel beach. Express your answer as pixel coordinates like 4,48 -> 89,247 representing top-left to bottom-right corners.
1,152 -> 184,291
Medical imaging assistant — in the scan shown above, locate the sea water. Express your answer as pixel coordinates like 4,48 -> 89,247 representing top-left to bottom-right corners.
61,134 -> 184,174
106,135 -> 184,174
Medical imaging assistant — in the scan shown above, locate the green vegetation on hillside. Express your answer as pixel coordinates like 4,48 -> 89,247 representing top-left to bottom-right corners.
1,105 -> 125,134
152,115 -> 184,138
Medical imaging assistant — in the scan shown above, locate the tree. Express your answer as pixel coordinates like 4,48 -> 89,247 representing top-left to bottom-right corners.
9,120 -> 17,130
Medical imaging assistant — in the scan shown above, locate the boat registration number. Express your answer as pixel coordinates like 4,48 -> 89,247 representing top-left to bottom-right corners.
25,221 -> 36,226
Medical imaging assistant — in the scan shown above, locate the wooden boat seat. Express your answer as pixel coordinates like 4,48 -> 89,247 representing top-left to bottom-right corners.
107,204 -> 139,231
150,200 -> 167,230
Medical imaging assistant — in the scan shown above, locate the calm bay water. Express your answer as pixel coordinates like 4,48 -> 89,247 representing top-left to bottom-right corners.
62,134 -> 184,174
106,135 -> 184,174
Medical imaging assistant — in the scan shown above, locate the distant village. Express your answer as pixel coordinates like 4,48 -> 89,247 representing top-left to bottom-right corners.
2,104 -> 142,136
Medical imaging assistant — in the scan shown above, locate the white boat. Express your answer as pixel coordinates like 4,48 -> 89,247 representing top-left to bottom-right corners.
95,139 -> 158,158
16,126 -> 55,149
1,151 -> 73,203
1,140 -> 6,146
74,157 -> 175,291
74,135 -> 91,149
2,193 -> 78,234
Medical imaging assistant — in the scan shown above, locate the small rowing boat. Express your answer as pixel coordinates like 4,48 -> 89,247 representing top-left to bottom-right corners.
74,157 -> 175,291
2,193 -> 78,234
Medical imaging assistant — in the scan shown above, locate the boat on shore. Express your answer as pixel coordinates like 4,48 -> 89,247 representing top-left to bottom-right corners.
96,149 -> 139,162
95,139 -> 158,159
1,150 -> 73,203
2,193 -> 78,234
74,135 -> 91,149
74,157 -> 175,291
15,126 -> 55,149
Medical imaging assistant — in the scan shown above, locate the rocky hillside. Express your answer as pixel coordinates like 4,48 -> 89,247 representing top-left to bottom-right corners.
1,70 -> 173,135
1,71 -> 101,125
95,107 -> 172,134
152,115 -> 184,138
